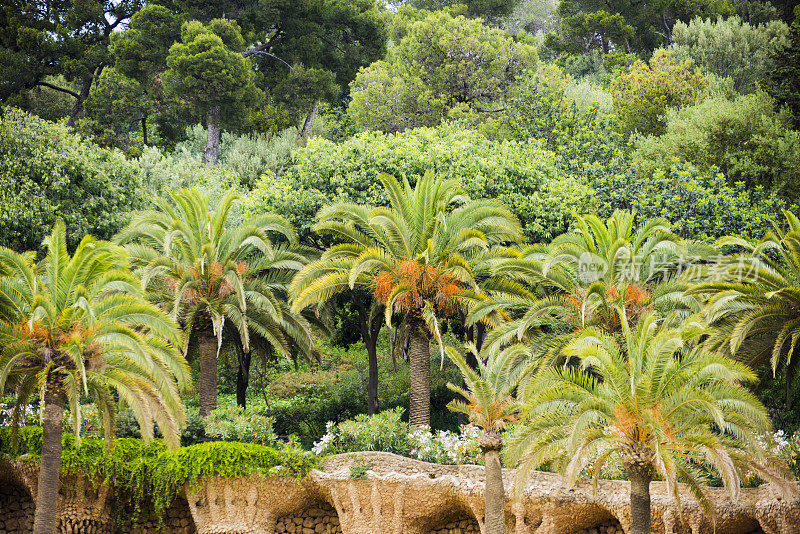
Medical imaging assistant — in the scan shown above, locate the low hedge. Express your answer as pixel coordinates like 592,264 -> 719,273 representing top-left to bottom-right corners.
0,427 -> 319,522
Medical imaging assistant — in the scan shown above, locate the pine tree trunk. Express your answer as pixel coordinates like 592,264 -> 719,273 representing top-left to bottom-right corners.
482,442 -> 506,534
205,106 -> 221,168
626,462 -> 652,534
197,332 -> 219,417
33,388 -> 66,534
408,320 -> 431,427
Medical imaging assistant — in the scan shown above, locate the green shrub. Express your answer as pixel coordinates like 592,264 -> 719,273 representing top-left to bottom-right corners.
312,408 -> 484,465
148,440 -> 319,515
632,92 -> 800,201
0,427 -> 319,521
349,457 -> 373,479
501,65 -> 629,185
245,123 -> 590,243
611,50 -> 708,137
673,16 -> 791,94
594,162 -> 785,241
0,107 -> 145,251
137,124 -> 300,197
204,405 -> 276,445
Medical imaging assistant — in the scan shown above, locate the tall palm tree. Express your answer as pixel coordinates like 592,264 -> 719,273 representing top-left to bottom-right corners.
471,211 -> 706,365
0,222 -> 189,534
291,171 -> 523,426
507,309 -> 795,534
686,210 -> 800,392
446,345 -> 525,534
115,188 -> 316,416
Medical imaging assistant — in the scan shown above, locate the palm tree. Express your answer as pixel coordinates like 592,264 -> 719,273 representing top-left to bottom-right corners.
0,222 -> 189,534
291,171 -> 523,426
686,210 -> 800,394
507,309 -> 796,534
472,211 -> 706,365
446,345 -> 524,534
115,188 -> 316,416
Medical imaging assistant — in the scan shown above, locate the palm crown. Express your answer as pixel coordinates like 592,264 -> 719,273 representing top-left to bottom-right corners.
446,344 -> 523,438
291,171 -> 523,425
116,188 -> 316,415
0,222 -> 189,445
473,211 -> 703,364
507,309 -> 794,532
687,210 -> 800,383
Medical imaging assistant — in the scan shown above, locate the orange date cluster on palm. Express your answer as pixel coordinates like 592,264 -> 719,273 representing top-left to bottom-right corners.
374,259 -> 463,315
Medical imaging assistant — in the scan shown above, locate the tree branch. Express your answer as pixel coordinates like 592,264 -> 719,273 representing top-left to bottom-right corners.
35,82 -> 80,100
244,50 -> 293,70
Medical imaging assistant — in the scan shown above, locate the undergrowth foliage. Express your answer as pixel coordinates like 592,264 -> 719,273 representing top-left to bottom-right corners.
0,427 -> 319,524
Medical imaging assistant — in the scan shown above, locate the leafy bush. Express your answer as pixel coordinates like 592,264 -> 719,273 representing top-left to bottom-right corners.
766,430 -> 800,478
312,408 -> 484,465
0,427 -> 319,521
564,77 -> 614,113
595,162 -> 785,241
767,6 -> 800,129
673,16 -> 791,94
0,107 -> 145,251
0,399 -> 38,427
138,123 -> 301,196
501,65 -> 629,185
611,50 -> 708,137
632,92 -> 800,201
349,457 -> 373,479
245,124 -> 590,243
115,408 -> 209,446
205,405 -> 276,445
148,440 -> 319,515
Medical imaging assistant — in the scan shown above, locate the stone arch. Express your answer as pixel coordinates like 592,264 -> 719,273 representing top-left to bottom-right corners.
185,476 -> 316,533
0,461 -> 35,533
423,501 -> 482,534
126,496 -> 197,534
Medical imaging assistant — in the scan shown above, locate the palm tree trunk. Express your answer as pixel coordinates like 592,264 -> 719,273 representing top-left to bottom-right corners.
33,388 -> 66,534
626,462 -> 652,534
236,350 -> 252,409
197,332 -> 219,417
408,320 -> 431,427
481,433 -> 506,534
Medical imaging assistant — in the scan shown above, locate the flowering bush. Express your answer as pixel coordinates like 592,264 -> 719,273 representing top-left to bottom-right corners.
312,408 -> 484,465
205,405 -> 277,445
766,430 -> 800,478
0,400 -> 39,427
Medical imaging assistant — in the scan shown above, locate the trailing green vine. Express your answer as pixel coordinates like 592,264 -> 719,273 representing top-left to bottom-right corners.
0,427 -> 320,524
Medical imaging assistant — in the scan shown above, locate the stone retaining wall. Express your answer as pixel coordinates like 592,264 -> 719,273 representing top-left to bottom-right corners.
0,482 -> 34,533
2,452 -> 798,534
124,498 -> 196,534
275,504 -> 341,534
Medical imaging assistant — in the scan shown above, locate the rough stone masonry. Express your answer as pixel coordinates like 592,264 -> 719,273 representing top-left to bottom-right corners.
0,451 -> 796,533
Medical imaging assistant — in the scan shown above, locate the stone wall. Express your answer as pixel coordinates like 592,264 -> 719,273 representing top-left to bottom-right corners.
274,504 -> 341,534
124,498 -> 196,534
0,481 -> 34,534
2,452 -> 798,534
